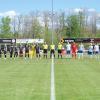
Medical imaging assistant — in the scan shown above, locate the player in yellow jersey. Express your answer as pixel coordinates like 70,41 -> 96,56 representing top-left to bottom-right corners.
32,43 -> 36,56
29,46 -> 33,59
29,43 -> 36,59
50,43 -> 55,58
43,42 -> 48,59
58,42 -> 63,58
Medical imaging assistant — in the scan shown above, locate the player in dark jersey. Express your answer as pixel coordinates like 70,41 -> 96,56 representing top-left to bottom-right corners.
9,45 -> 14,58
35,44 -> 40,58
19,44 -> 23,57
14,45 -> 18,58
25,44 -> 29,58
4,44 -> 7,59
0,45 -> 2,58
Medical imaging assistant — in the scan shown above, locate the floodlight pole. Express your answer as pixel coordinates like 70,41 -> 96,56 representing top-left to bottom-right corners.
51,0 -> 54,44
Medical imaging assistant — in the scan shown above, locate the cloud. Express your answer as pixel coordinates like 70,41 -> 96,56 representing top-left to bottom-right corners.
97,13 -> 100,17
73,8 -> 83,13
73,8 -> 96,13
0,13 -> 3,16
38,16 -> 45,26
88,8 -> 96,12
0,11 -> 19,18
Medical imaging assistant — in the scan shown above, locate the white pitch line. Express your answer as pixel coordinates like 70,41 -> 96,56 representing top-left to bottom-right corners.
50,56 -> 56,100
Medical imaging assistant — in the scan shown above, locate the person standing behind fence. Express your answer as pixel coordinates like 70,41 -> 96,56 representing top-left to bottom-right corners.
4,44 -> 7,59
50,43 -> 55,58
57,42 -> 63,59
43,42 -> 48,59
94,43 -> 99,59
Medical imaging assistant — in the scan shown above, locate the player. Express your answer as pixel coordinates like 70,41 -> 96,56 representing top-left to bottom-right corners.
25,43 -> 30,58
78,43 -> 84,59
0,45 -> 2,58
57,42 -> 62,58
4,44 -> 7,59
71,42 -> 78,59
94,43 -> 99,59
14,45 -> 18,58
35,43 -> 40,58
50,43 -> 55,58
29,43 -> 36,59
43,42 -> 48,59
32,43 -> 36,57
66,42 -> 71,58
19,44 -> 23,57
29,46 -> 33,59
9,44 -> 14,58
88,43 -> 93,58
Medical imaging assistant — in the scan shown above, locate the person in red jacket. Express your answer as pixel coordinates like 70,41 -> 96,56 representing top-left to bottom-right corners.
71,42 -> 78,59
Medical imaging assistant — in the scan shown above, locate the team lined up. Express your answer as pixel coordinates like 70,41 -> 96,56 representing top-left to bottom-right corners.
0,42 -> 100,59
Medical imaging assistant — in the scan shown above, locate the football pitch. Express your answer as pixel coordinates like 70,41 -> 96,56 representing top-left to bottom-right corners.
0,58 -> 100,100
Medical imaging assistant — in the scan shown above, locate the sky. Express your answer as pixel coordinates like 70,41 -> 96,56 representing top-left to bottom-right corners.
0,0 -> 100,16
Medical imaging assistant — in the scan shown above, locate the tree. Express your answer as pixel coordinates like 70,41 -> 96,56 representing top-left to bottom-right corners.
43,11 -> 51,43
66,15 -> 80,37
59,12 -> 66,38
31,18 -> 42,38
0,16 -> 12,38
11,16 -> 19,38
78,11 -> 85,34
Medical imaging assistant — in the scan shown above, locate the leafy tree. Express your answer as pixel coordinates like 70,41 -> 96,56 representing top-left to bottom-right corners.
31,18 -> 42,38
0,16 -> 12,38
66,15 -> 80,37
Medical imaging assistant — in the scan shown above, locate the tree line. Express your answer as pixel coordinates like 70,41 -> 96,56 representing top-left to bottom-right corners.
0,9 -> 100,44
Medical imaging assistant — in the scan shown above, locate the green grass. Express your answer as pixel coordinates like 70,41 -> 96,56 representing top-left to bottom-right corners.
0,58 -> 51,100
55,58 -> 100,100
0,57 -> 100,100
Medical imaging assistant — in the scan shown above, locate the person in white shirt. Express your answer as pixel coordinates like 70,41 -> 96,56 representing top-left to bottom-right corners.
78,43 -> 84,59
88,43 -> 93,58
94,43 -> 99,59
66,42 -> 71,58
